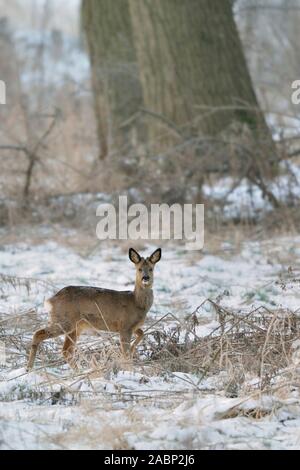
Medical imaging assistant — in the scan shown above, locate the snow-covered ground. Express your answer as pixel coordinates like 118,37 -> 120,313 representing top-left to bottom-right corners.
0,234 -> 300,449
203,162 -> 300,220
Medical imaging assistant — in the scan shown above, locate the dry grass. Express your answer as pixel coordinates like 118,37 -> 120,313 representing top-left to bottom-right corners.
1,272 -> 300,408
1,273 -> 300,453
141,302 -> 300,396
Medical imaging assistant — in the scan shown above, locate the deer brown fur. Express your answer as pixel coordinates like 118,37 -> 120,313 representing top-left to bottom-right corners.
27,248 -> 161,370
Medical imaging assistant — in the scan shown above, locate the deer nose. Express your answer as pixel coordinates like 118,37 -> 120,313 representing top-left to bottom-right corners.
142,275 -> 150,281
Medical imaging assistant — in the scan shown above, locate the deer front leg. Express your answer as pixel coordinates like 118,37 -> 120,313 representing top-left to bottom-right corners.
130,328 -> 144,357
120,330 -> 132,359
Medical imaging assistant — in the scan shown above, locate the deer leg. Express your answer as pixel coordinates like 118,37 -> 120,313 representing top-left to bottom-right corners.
27,325 -> 63,371
120,330 -> 132,359
130,328 -> 144,357
62,329 -> 78,369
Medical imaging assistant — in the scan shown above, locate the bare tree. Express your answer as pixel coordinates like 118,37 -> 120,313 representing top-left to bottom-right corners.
128,0 -> 274,146
81,0 -> 144,159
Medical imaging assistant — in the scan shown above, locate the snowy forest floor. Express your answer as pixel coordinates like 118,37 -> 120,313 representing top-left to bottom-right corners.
0,224 -> 300,449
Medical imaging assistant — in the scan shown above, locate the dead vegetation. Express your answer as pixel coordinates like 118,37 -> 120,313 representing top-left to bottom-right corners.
148,303 -> 300,393
1,271 -> 300,409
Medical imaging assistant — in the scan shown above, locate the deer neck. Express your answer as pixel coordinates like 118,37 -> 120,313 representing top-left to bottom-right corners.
134,282 -> 153,311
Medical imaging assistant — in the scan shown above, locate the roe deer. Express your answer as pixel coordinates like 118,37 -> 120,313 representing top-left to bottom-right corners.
27,247 -> 161,370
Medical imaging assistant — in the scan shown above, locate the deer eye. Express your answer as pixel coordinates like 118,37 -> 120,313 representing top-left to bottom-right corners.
139,268 -> 142,272
149,268 -> 153,272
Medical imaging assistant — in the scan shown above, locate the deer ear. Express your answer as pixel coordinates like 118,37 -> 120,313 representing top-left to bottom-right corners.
149,248 -> 161,264
129,248 -> 141,264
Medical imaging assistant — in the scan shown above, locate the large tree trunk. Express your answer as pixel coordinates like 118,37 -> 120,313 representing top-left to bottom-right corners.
128,0 -> 275,165
81,0 -> 143,159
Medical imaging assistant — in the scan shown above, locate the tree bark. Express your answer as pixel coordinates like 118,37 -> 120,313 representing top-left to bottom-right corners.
128,0 -> 275,163
81,0 -> 143,159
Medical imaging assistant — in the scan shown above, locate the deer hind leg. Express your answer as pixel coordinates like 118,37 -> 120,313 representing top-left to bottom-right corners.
27,325 -> 63,371
120,330 -> 132,359
62,329 -> 78,369
130,328 -> 144,357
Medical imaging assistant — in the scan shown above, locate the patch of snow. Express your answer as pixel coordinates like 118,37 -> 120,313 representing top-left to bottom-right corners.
0,236 -> 300,448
